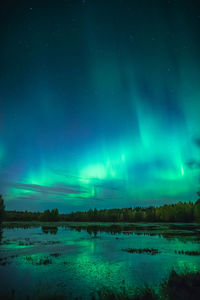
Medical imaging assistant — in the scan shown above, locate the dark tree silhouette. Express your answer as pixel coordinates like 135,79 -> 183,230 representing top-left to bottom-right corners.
40,208 -> 59,221
0,195 -> 5,222
194,192 -> 200,222
0,227 -> 2,243
3,194 -> 200,223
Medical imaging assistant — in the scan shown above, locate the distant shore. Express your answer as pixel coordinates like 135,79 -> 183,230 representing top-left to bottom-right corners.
3,199 -> 200,223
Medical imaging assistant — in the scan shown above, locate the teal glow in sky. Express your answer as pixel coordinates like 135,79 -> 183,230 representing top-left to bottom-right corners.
0,0 -> 200,211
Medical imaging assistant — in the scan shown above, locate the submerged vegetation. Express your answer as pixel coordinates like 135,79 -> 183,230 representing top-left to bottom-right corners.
4,195 -> 200,223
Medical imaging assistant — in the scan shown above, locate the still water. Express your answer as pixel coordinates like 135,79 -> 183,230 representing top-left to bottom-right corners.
0,222 -> 200,299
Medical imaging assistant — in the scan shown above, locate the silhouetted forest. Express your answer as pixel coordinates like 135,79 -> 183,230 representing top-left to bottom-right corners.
0,195 -> 5,222
3,194 -> 200,223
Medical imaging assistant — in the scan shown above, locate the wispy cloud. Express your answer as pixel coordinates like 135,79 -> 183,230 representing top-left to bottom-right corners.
186,159 -> 200,170
9,182 -> 87,196
194,138 -> 200,148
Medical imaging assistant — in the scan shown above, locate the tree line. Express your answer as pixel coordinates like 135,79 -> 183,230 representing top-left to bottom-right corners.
1,193 -> 200,223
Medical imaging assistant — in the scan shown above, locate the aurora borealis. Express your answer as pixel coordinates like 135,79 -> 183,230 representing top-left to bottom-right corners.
0,0 -> 200,211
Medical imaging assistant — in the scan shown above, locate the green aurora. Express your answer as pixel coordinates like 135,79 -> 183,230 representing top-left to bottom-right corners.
0,0 -> 200,211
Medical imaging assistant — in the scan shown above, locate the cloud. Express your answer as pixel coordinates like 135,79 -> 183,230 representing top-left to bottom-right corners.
194,138 -> 200,148
1,169 -> 129,208
9,182 -> 88,196
185,159 -> 200,169
4,178 -> 125,203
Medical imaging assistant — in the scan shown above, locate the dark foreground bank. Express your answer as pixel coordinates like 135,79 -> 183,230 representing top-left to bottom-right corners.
2,270 -> 200,300
95,270 -> 200,300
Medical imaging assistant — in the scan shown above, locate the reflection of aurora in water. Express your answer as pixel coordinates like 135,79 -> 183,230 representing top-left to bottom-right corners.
0,224 -> 200,299
1,1 -> 200,211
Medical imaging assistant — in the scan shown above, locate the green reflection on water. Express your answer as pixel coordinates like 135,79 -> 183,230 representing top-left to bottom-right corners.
1,223 -> 200,299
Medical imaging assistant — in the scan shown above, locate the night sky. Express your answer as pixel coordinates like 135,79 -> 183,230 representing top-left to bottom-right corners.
1,0 -> 200,212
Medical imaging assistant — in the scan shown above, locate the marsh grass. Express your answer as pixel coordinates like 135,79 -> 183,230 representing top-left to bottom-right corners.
94,286 -> 157,300
0,254 -> 18,266
37,295 -> 65,300
24,255 -> 52,265
0,256 -> 11,266
50,253 -> 61,257
175,250 -> 200,256
121,248 -> 160,255
18,241 -> 34,246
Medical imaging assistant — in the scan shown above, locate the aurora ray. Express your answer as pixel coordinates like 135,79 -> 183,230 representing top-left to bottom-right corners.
0,0 -> 200,211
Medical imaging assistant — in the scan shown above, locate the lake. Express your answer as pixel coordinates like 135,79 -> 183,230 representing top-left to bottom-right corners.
0,222 -> 200,299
